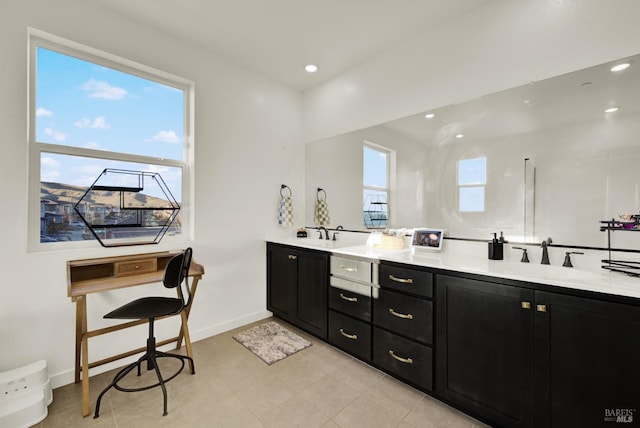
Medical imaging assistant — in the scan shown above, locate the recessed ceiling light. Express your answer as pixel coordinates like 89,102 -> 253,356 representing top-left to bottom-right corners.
455,134 -> 465,139
610,63 -> 631,72
305,64 -> 318,73
604,107 -> 619,113
523,99 -> 531,104
424,113 -> 435,119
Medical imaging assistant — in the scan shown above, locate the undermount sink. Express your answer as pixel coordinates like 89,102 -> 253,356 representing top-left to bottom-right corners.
335,245 -> 408,258
497,262 -> 601,283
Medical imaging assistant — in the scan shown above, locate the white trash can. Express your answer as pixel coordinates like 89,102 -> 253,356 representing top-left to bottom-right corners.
0,360 -> 53,428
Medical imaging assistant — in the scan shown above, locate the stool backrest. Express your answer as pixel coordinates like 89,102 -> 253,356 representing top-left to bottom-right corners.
163,247 -> 193,307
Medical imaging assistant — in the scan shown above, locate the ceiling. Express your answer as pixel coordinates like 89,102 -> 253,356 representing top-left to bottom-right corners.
89,0 -> 489,91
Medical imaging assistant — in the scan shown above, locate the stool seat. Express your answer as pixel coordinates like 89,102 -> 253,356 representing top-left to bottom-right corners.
104,297 -> 183,320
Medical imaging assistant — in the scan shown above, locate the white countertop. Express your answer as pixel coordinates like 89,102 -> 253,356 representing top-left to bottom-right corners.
268,237 -> 640,300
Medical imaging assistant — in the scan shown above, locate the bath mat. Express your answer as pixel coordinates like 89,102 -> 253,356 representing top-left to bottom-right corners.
233,321 -> 311,365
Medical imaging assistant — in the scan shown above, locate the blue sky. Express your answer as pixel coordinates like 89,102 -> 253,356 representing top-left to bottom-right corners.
36,47 -> 184,200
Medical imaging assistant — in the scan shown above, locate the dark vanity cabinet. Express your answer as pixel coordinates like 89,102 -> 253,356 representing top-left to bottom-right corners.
267,244 -> 640,428
373,262 -> 434,391
437,273 -> 640,428
266,243 -> 328,339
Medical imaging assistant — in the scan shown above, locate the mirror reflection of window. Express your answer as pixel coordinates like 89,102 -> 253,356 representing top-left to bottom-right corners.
458,157 -> 486,212
363,143 -> 390,228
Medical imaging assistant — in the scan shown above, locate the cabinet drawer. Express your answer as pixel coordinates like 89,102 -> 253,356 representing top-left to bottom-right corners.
329,279 -> 371,322
328,310 -> 371,361
114,259 -> 157,277
331,256 -> 371,283
373,289 -> 432,344
379,263 -> 432,298
373,327 -> 433,391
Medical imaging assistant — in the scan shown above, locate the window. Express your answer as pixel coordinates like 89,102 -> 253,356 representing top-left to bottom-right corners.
457,157 -> 486,212
363,143 -> 390,229
28,30 -> 193,249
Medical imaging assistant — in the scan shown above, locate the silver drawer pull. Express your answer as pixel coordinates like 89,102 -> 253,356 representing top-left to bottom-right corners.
339,328 -> 358,340
339,293 -> 358,303
389,350 -> 413,364
288,255 -> 297,260
340,265 -> 357,272
389,308 -> 413,320
389,274 -> 413,284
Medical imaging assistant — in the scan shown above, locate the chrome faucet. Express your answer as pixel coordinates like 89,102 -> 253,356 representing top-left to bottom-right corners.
541,238 -> 553,264
318,226 -> 330,240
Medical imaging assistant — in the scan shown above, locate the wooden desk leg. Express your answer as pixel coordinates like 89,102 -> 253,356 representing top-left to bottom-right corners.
175,276 -> 200,350
79,296 -> 90,417
74,298 -> 82,384
180,311 -> 195,373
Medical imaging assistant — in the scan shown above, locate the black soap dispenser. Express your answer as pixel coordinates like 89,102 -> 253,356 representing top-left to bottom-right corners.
488,232 -> 504,260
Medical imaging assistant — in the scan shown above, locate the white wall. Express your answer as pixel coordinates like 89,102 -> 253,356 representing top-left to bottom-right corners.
302,0 -> 640,142
0,0 -> 304,387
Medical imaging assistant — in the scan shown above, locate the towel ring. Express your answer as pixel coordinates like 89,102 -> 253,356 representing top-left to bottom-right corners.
317,188 -> 327,201
280,184 -> 292,198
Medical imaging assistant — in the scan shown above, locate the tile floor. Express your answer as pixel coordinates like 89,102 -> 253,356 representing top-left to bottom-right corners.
36,318 -> 489,428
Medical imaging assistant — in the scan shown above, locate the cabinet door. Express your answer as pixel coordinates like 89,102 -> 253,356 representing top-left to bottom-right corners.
535,291 -> 640,428
267,245 -> 298,324
297,250 -> 328,339
436,275 -> 535,428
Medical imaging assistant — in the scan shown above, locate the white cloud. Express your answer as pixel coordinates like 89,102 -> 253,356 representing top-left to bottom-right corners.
41,157 -> 61,168
83,141 -> 102,150
44,128 -> 68,142
36,107 -> 53,117
41,169 -> 61,182
75,116 -> 110,129
82,79 -> 127,100
147,130 -> 181,144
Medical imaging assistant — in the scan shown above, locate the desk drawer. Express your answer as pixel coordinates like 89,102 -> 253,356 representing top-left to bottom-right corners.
379,263 -> 432,298
114,259 -> 157,277
331,256 -> 371,283
373,327 -> 433,391
328,310 -> 371,361
373,289 -> 432,344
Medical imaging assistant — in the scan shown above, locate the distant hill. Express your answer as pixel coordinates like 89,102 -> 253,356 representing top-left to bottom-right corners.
40,181 -> 178,208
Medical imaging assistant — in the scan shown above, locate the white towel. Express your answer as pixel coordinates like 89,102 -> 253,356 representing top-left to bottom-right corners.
278,196 -> 293,227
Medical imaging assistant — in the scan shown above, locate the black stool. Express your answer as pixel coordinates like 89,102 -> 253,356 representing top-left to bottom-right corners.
94,248 -> 195,418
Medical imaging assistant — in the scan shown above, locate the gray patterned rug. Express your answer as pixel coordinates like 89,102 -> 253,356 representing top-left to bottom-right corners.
233,321 -> 311,365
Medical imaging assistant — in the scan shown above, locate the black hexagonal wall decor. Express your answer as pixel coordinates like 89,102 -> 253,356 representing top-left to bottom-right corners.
74,168 -> 180,247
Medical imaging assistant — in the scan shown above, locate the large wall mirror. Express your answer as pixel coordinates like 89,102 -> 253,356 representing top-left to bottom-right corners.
306,54 -> 640,249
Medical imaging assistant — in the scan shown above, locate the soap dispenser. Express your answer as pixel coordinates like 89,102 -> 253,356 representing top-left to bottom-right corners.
488,233 -> 504,260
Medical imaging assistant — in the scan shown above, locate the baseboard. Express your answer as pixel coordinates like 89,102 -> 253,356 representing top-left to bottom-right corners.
50,310 -> 273,389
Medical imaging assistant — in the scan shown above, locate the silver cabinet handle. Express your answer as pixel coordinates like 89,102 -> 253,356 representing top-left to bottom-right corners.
389,274 -> 413,284
288,255 -> 297,260
340,265 -> 357,272
389,350 -> 413,364
388,308 -> 413,320
339,293 -> 358,303
339,329 -> 358,340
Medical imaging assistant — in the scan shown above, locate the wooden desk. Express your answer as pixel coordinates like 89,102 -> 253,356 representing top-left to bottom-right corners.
67,251 -> 205,417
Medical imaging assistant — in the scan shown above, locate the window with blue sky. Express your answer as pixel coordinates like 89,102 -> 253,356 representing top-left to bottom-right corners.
30,34 -> 192,247
363,144 -> 389,229
458,157 -> 486,212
